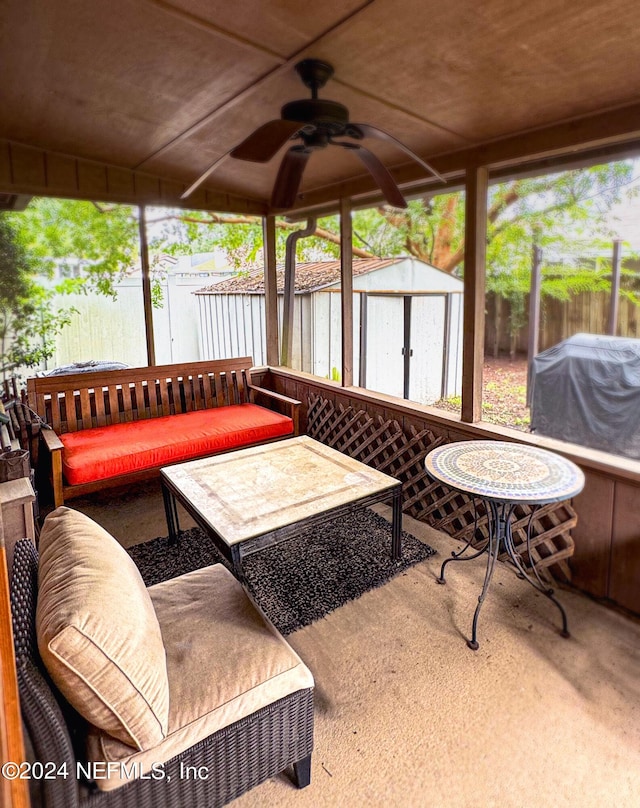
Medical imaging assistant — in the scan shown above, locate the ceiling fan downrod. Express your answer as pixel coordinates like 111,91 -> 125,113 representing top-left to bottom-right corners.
294,59 -> 335,99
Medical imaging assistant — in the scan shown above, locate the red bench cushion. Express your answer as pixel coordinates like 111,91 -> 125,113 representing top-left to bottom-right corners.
60,404 -> 294,486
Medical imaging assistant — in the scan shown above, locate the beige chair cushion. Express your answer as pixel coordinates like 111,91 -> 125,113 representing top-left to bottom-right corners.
86,563 -> 314,791
36,507 -> 169,750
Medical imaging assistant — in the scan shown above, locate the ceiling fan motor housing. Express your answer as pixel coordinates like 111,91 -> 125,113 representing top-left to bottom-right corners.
281,99 -> 350,136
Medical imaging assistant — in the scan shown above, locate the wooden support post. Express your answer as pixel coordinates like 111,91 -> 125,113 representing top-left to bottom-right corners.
608,239 -> 622,336
138,206 -> 156,367
526,244 -> 543,405
340,198 -> 354,387
358,293 -> 368,387
461,166 -> 488,423
263,215 -> 279,366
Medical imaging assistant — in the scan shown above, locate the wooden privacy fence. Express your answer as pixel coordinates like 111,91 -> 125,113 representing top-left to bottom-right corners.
307,392 -> 576,582
486,291 -> 640,356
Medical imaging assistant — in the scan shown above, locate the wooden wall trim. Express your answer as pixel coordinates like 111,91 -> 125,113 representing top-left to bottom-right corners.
6,106 -> 640,218
0,138 -> 265,215
265,366 -> 640,485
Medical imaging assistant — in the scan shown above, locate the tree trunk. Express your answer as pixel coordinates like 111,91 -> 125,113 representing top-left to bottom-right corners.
494,295 -> 502,358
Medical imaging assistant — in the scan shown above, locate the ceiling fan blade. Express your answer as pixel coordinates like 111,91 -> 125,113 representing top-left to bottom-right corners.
351,123 -> 446,183
338,142 -> 407,208
231,120 -> 301,163
181,151 -> 231,199
271,148 -> 311,209
181,120 -> 301,199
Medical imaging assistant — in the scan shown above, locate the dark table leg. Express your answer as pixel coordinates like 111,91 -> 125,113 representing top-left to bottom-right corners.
435,498 -> 518,650
456,499 -> 570,650
391,485 -> 403,560
466,499 -> 504,650
502,503 -> 570,638
230,545 -> 246,582
437,497 -> 487,584
162,482 -> 181,545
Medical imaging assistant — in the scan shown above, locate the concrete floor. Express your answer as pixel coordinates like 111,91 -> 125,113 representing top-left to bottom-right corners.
66,483 -> 640,808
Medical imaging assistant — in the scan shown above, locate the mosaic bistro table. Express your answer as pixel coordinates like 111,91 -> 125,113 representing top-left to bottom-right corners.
425,440 -> 585,650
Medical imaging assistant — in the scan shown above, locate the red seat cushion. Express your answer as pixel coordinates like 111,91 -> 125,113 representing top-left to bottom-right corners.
60,404 -> 294,486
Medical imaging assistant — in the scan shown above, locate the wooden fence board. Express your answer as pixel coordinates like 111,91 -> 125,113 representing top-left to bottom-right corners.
486,291 -> 640,355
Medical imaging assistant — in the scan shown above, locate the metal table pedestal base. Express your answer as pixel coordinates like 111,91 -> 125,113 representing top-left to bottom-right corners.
437,499 -> 570,651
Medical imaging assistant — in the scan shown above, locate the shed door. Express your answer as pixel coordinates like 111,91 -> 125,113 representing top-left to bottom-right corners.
409,296 -> 446,404
364,294 -> 448,405
364,295 -> 404,398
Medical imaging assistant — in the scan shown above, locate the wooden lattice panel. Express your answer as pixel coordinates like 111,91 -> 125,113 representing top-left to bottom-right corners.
307,393 -> 575,582
307,393 -> 443,522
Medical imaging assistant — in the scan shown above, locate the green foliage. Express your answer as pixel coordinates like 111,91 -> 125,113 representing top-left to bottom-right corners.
351,195 -> 465,263
160,219 -> 265,270
479,163 -> 638,338
10,198 -> 139,298
0,215 -> 76,379
150,210 -> 343,267
2,160 -> 636,376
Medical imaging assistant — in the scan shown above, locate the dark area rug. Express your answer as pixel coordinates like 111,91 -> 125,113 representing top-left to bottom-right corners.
128,509 -> 436,634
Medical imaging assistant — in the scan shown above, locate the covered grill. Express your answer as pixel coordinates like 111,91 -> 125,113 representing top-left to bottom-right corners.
530,333 -> 640,459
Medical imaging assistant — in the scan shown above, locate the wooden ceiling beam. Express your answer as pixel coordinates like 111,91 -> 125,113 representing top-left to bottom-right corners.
140,0 -> 286,61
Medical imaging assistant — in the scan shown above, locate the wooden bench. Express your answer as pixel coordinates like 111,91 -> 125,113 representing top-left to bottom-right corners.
27,357 -> 300,507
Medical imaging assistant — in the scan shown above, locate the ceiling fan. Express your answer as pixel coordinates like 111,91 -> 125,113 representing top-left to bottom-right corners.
224,58 -> 445,210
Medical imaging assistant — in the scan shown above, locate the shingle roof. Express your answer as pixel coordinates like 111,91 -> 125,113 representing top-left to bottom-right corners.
194,257 -> 404,294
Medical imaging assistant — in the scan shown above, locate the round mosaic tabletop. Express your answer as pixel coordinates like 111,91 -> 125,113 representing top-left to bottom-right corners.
425,440 -> 585,503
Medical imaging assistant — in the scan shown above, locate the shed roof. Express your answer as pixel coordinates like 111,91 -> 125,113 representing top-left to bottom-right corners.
195,257 -> 404,294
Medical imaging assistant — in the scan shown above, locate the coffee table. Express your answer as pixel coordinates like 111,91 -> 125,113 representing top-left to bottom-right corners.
160,435 -> 403,578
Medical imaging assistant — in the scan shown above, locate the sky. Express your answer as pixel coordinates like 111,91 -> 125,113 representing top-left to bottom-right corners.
609,200 -> 640,247
606,158 -> 640,248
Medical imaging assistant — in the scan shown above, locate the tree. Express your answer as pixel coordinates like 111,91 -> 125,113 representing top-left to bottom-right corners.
144,161 -> 638,287
7,160 -> 638,367
0,215 -> 75,380
11,198 -> 139,298
145,210 -> 371,265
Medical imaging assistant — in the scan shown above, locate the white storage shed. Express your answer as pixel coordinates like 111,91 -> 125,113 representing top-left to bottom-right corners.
195,257 -> 464,405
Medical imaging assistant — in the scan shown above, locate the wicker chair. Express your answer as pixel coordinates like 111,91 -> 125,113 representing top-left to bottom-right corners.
10,539 -> 314,808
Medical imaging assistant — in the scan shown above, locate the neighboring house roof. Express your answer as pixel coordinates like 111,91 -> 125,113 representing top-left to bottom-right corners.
195,257 -> 413,294
185,257 -> 220,273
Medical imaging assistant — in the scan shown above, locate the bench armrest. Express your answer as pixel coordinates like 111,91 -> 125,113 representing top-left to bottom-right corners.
247,384 -> 301,407
39,427 -> 65,507
247,384 -> 301,436
40,427 -> 64,452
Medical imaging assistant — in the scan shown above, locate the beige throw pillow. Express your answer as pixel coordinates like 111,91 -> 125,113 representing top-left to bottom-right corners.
36,507 -> 169,751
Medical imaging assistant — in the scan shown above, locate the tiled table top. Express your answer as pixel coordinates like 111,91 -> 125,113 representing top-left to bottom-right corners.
425,440 -> 585,503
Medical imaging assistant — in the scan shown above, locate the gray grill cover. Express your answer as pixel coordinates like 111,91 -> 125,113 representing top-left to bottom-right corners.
530,333 -> 640,459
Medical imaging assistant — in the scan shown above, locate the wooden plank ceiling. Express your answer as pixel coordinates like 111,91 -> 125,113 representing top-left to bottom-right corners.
2,0 -> 640,213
